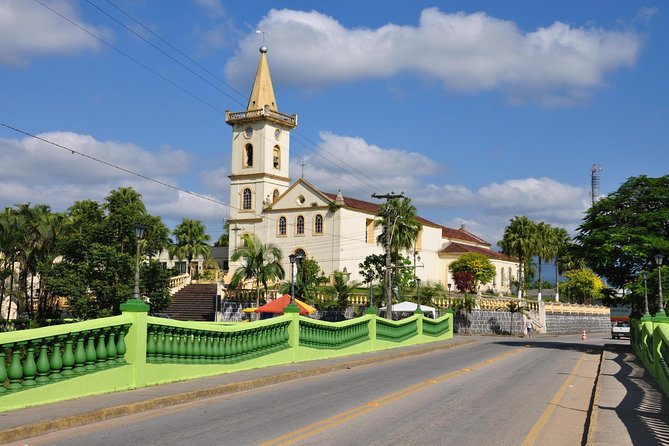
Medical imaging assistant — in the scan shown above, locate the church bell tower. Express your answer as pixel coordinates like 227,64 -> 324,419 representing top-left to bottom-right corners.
225,46 -> 298,234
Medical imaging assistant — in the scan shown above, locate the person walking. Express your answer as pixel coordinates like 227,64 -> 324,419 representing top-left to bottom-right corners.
526,318 -> 533,338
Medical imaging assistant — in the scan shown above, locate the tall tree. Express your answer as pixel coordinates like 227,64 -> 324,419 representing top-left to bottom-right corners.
499,216 -> 537,298
229,233 -> 285,307
375,197 -> 422,317
449,253 -> 495,292
214,221 -> 230,247
552,227 -> 572,302
576,175 -> 669,288
534,222 -> 558,301
170,218 -> 211,278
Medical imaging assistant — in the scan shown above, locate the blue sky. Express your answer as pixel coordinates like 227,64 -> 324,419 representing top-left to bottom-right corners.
1,0 -> 667,247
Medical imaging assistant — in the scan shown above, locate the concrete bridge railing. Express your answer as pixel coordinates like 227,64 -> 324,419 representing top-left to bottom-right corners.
631,317 -> 669,397
0,305 -> 452,412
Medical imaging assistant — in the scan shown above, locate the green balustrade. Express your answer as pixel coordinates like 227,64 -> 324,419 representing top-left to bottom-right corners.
0,322 -> 129,395
299,320 -> 369,349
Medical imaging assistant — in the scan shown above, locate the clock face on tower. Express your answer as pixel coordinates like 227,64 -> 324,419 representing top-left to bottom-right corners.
274,128 -> 281,140
244,126 -> 253,138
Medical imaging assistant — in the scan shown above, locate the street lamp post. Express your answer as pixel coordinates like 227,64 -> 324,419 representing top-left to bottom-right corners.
447,283 -> 451,299
642,271 -> 650,317
133,224 -> 145,300
416,278 -> 421,309
289,254 -> 296,304
656,254 -> 664,317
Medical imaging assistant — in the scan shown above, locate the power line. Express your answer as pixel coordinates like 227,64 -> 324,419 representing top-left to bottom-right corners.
1,122 -> 455,257
82,0 -> 392,195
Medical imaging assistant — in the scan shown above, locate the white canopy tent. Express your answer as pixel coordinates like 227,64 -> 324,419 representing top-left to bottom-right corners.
379,301 -> 437,319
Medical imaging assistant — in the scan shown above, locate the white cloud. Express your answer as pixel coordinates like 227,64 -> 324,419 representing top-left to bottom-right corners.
0,0 -> 111,66
225,8 -> 643,105
294,132 -> 589,244
0,131 -> 223,231
299,131 -> 437,194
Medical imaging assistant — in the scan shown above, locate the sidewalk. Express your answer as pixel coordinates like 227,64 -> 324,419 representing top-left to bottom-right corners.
588,342 -> 669,445
0,338 -> 474,444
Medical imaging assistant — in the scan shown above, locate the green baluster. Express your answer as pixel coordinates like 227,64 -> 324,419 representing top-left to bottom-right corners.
115,326 -> 128,364
230,333 -> 239,359
177,330 -> 187,363
61,336 -> 75,376
192,332 -> 202,363
171,329 -> 180,363
212,333 -> 221,363
222,334 -> 231,363
155,328 -> 165,363
205,334 -> 214,362
49,338 -> 64,381
185,331 -> 194,363
84,332 -> 97,371
106,330 -> 117,365
73,334 -> 87,374
146,326 -> 157,362
22,342 -> 37,387
7,345 -> 23,392
35,339 -> 51,384
0,348 -> 7,393
164,329 -> 173,361
95,330 -> 108,369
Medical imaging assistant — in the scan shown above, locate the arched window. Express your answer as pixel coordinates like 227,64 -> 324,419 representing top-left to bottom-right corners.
244,144 -> 253,167
278,216 -> 287,235
509,267 -> 513,283
501,268 -> 505,286
273,189 -> 280,202
296,216 -> 305,235
242,188 -> 252,210
314,214 -> 323,234
273,146 -> 281,169
295,248 -> 306,259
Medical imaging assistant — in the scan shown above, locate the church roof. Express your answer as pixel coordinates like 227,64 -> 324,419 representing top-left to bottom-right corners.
322,191 -> 491,245
441,226 -> 489,246
247,46 -> 278,112
439,242 -> 512,261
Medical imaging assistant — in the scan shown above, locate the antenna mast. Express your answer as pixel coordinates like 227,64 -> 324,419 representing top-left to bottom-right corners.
590,164 -> 602,205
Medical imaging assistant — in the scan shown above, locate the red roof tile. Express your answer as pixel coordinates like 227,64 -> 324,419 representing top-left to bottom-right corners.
441,226 -> 489,246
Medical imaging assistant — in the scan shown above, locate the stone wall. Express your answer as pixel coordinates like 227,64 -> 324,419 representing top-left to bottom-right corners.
545,314 -> 610,335
454,310 -> 526,336
454,310 -> 611,336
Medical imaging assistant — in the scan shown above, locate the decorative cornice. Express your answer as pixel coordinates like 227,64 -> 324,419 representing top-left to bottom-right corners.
229,173 -> 291,182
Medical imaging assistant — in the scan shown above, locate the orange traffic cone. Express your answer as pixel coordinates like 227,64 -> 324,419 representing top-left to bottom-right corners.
582,330 -> 587,341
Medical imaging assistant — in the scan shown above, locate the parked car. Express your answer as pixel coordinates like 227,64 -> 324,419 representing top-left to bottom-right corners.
611,321 -> 630,339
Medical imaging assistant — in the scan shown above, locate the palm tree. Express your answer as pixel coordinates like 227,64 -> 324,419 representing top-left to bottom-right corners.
534,222 -> 558,301
330,270 -> 361,311
499,216 -> 536,299
552,227 -> 571,302
375,197 -> 422,317
230,233 -> 285,307
170,218 -> 211,278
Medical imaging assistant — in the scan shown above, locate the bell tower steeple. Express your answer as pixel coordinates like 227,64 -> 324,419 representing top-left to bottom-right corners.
226,46 -> 298,230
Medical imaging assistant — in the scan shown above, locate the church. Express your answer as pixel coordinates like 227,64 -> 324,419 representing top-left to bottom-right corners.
225,46 -> 518,294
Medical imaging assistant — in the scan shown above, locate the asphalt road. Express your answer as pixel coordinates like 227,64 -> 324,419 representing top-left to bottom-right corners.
18,334 -> 609,446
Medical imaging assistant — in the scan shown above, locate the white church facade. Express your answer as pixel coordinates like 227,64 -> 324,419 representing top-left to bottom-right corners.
225,46 -> 519,294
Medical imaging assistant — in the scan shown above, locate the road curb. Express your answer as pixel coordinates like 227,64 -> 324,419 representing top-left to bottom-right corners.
0,338 -> 474,444
585,347 -> 605,445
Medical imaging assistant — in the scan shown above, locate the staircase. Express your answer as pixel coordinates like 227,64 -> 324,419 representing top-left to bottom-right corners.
165,284 -> 218,321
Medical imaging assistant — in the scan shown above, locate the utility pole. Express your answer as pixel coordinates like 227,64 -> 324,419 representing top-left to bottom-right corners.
372,192 -> 404,319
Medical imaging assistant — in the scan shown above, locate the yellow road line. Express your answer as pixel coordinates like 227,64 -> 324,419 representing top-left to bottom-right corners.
521,352 -> 587,446
260,347 -> 525,446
